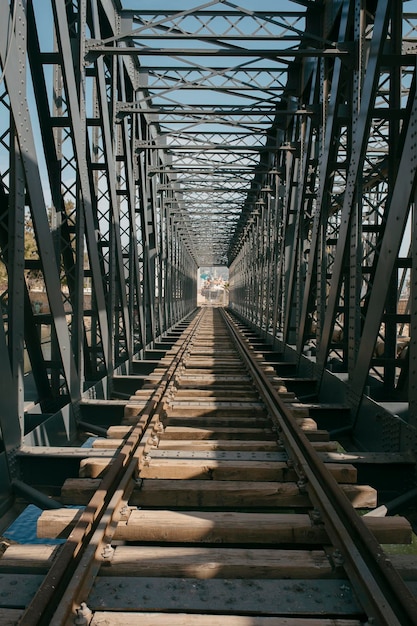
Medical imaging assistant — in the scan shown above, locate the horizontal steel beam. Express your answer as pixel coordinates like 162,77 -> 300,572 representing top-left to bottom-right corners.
123,10 -> 305,16
148,168 -> 270,173
117,105 -> 305,115
138,145 -> 276,151
142,85 -> 286,91
122,107 -> 276,113
113,35 -> 306,41
87,44 -> 350,58
141,66 -> 290,72
158,185 -> 247,190
157,131 -> 283,136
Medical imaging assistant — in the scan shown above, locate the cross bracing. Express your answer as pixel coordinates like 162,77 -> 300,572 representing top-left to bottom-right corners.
0,0 -> 416,511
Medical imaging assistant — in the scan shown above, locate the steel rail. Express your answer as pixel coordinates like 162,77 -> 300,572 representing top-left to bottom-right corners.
50,415 -> 160,625
221,308 -> 417,626
19,306 -> 417,624
18,309 -> 203,626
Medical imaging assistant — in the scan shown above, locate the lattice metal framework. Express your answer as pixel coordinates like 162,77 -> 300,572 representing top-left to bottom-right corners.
229,0 -> 417,434
109,2 -> 312,266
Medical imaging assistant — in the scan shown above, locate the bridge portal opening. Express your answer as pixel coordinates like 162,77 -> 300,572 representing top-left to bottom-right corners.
198,267 -> 229,306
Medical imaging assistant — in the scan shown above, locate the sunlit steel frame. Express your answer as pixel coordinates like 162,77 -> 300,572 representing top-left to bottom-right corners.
0,0 -> 197,507
229,0 -> 417,442
1,0 -> 417,510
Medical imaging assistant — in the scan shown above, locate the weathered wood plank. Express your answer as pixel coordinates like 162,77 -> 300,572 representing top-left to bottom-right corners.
61,477 -> 103,504
134,480 -> 304,507
0,610 -> 24,625
175,389 -> 259,399
274,392 -> 298,401
154,427 -> 329,442
179,367 -> 246,374
285,402 -> 349,414
273,378 -> 318,385
390,554 -> 417,580
284,405 -> 310,417
160,426 -> 276,440
132,480 -> 374,509
304,430 -> 330,442
92,438 -> 123,449
101,546 -> 332,579
138,458 -> 293,481
362,517 -> 414,544
37,508 -> 84,539
341,484 -> 377,508
310,441 -> 339,451
79,457 -> 115,478
184,359 -> 243,365
138,459 -> 357,483
91,614 -> 361,626
79,435 -> 157,476
37,509 -> 412,544
164,414 -> 269,426
62,478 -> 304,506
124,403 -> 148,418
0,545 -> 58,572
61,478 -> 376,508
177,383 -> 252,391
106,426 -> 132,439
156,439 -> 280,451
178,375 -> 251,384
296,417 -> 318,431
185,359 -> 242,373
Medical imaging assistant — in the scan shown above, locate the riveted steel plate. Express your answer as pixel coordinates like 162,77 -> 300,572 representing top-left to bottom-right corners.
150,450 -> 287,461
170,401 -> 264,408
0,574 -> 45,608
89,577 -> 361,615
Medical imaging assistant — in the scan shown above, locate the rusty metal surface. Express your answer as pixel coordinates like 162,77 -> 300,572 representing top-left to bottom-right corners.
0,575 -> 45,609
18,313 -> 204,625
150,450 -> 287,461
89,577 -> 361,615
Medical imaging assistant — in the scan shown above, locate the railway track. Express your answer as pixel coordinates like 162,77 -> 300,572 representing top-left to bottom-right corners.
1,307 -> 417,625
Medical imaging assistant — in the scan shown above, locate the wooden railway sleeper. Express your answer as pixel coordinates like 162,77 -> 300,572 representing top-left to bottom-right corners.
17,308 -> 417,625
18,310 -> 207,625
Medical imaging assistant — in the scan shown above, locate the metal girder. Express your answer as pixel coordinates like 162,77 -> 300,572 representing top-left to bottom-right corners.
0,0 -> 416,504
229,0 -> 417,441
297,0 -> 354,358
0,0 -> 80,404
118,105 -> 282,115
51,0 -> 111,379
86,46 -> 349,58
350,69 -> 417,414
316,0 -> 392,385
0,0 -> 199,491
80,1 -> 316,266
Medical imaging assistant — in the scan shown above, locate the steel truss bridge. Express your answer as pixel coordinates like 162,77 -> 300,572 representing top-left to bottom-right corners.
1,0 -> 417,566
